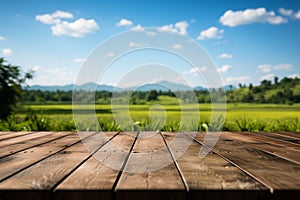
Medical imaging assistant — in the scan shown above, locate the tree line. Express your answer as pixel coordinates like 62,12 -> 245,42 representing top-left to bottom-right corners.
21,76 -> 300,104
227,77 -> 300,104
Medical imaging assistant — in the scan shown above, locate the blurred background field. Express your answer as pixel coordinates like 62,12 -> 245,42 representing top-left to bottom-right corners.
1,102 -> 299,132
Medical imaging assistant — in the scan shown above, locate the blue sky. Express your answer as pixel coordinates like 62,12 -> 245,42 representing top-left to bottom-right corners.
0,0 -> 299,87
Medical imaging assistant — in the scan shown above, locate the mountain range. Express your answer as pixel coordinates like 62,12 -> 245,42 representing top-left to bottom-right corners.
27,81 -> 234,92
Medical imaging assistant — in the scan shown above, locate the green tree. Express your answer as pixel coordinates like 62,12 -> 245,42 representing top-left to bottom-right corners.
146,90 -> 158,101
0,58 -> 32,119
260,79 -> 272,90
274,76 -> 279,85
249,83 -> 253,91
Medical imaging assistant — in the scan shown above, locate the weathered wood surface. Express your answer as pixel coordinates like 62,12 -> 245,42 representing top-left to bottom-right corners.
0,131 -> 299,200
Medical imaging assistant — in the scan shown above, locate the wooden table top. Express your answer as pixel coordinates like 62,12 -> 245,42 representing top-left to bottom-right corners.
0,131 -> 299,200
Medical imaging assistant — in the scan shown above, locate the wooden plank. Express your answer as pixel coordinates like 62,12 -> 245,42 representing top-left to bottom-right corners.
194,132 -> 300,190
55,132 -> 138,200
162,132 -> 266,190
0,131 -> 53,148
0,132 -> 94,182
0,132 -> 73,158
116,132 -> 185,200
116,131 -> 185,190
0,132 -> 118,191
0,132 -> 33,142
0,132 -> 13,135
250,132 -> 300,146
234,132 -> 300,151
276,132 -> 300,140
222,132 -> 300,165
163,132 -> 268,200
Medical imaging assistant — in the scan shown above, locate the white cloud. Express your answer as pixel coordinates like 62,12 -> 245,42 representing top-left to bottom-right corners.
32,65 -> 41,72
274,64 -> 292,70
131,24 -> 145,32
227,76 -> 251,84
257,63 -> 292,73
51,18 -> 99,37
295,10 -> 300,19
175,21 -> 189,35
36,10 -> 99,38
279,8 -> 293,16
36,14 -> 61,25
2,48 -> 12,56
116,18 -> 133,27
218,53 -> 232,59
278,8 -> 300,20
157,21 -> 189,35
217,65 -> 232,73
157,24 -> 177,33
128,41 -> 144,47
183,66 -> 207,76
197,26 -> 224,40
131,25 -> 156,36
172,44 -> 182,50
0,36 -> 6,41
220,8 -> 287,27
74,58 -> 86,63
257,64 -> 272,73
260,73 -> 275,81
52,10 -> 73,19
106,52 -> 115,57
28,67 -> 76,86
35,10 -> 73,24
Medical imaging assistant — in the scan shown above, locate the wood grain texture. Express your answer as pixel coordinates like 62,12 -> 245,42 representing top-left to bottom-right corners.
222,132 -> 300,164
55,132 -> 137,200
250,132 -> 300,146
56,132 -> 137,190
0,133 -> 91,181
274,132 -> 300,140
0,131 -> 299,200
162,132 -> 266,190
116,131 -> 185,190
0,132 -> 53,148
0,132 -> 73,158
0,132 -> 116,190
228,132 -> 300,150
194,132 -> 300,190
0,132 -> 33,142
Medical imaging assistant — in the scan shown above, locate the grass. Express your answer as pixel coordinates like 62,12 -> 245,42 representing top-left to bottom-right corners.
0,103 -> 299,132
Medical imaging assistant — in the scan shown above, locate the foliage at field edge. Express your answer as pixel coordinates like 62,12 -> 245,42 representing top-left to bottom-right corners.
0,112 -> 299,132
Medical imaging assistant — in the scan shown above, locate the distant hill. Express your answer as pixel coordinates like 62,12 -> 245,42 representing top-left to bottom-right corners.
127,81 -> 204,91
28,81 -> 209,92
28,82 -> 120,92
194,86 -> 208,91
28,84 -> 74,91
28,80 -> 236,92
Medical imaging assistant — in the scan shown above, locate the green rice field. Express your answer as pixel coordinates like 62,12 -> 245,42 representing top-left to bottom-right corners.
1,102 -> 299,132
